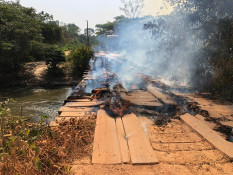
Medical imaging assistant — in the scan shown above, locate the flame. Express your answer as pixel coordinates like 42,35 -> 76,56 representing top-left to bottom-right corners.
132,85 -> 137,90
91,90 -> 102,100
111,100 -> 130,117
111,106 -> 122,116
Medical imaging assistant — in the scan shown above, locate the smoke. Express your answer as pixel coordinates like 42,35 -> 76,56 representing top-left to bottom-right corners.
84,56 -> 110,93
114,15 -> 204,86
86,9 -> 216,92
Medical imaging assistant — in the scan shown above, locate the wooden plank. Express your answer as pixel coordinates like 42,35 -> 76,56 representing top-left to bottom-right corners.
84,77 -> 96,80
122,92 -> 154,96
115,117 -> 131,163
129,101 -> 162,107
124,97 -> 156,101
92,110 -> 121,164
120,92 -> 162,107
121,94 -> 156,101
122,113 -> 159,164
66,99 -> 92,102
60,111 -> 96,117
220,121 -> 233,128
181,113 -> 233,160
65,101 -> 104,107
148,86 -> 176,105
92,88 -> 109,93
59,106 -> 95,112
124,95 -> 156,99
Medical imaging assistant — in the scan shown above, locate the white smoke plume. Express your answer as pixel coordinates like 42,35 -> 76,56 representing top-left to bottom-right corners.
87,12 -> 209,92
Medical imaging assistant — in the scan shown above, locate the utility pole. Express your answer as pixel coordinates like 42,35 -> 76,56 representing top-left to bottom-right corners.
86,20 -> 90,47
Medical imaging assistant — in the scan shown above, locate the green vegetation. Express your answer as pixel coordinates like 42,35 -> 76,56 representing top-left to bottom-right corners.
95,15 -> 127,36
0,98 -> 95,174
45,46 -> 66,78
0,1 -> 96,85
166,0 -> 233,101
141,0 -> 233,101
67,46 -> 94,77
94,15 -> 129,50
0,1 -> 53,83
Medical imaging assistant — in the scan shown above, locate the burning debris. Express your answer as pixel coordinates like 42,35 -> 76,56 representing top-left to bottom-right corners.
107,93 -> 132,117
90,88 -> 111,101
67,53 -> 178,120
91,90 -> 102,100
60,51 -> 233,146
66,53 -> 201,126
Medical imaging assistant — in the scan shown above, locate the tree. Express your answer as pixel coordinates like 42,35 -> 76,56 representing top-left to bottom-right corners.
45,46 -> 65,77
95,22 -> 115,36
61,23 -> 82,44
0,1 -> 67,83
120,0 -> 144,18
144,0 -> 233,101
78,34 -> 98,47
0,1 -> 44,81
41,21 -> 63,44
95,16 -> 128,36
68,46 -> 93,76
46,47 -> 65,71
66,23 -> 80,39
114,15 -> 127,22
166,0 -> 233,21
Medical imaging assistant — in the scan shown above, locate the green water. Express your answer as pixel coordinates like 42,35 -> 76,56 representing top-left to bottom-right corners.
0,86 -> 73,121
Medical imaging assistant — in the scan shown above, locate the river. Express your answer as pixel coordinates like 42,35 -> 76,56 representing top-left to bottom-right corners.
0,86 -> 73,122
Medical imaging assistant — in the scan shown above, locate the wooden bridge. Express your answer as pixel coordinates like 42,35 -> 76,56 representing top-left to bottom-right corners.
50,55 -> 233,169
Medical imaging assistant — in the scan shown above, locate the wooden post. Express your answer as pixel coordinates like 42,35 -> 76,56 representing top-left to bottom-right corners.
87,20 -> 90,47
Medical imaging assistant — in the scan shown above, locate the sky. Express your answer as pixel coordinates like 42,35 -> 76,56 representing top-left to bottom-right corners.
11,0 -> 172,32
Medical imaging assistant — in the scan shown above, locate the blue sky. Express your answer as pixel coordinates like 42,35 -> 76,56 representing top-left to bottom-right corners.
11,0 -> 172,32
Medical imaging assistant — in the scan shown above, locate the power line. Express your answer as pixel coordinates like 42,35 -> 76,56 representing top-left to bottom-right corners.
60,0 -> 86,21
60,0 -> 90,45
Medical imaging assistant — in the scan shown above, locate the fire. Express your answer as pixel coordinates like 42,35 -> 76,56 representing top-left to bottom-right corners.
132,85 -> 137,90
110,100 -> 130,117
111,106 -> 122,116
91,90 -> 102,100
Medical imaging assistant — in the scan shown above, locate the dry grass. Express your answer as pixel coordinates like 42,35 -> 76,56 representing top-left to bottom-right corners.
0,117 -> 96,175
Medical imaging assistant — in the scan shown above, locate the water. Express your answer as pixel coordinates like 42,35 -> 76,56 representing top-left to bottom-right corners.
0,86 -> 73,122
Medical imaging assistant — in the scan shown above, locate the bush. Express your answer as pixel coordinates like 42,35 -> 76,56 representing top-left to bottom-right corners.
68,46 -> 93,77
45,46 -> 65,78
60,40 -> 82,53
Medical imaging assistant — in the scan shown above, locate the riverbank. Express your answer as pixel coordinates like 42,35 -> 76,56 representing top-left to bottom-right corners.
0,61 -> 82,88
